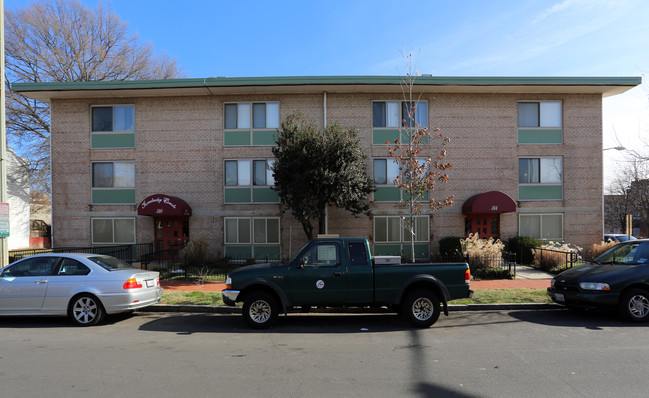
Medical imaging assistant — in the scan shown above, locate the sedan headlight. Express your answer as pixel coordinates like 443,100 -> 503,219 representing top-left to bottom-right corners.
225,276 -> 232,289
579,282 -> 611,291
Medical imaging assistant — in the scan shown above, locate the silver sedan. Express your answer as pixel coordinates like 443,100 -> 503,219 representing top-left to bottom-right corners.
0,253 -> 162,326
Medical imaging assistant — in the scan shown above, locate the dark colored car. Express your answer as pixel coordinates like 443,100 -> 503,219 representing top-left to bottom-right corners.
547,239 -> 649,322
604,233 -> 637,243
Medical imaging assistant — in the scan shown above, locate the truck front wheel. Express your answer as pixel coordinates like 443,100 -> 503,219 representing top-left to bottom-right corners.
242,291 -> 279,329
402,289 -> 441,328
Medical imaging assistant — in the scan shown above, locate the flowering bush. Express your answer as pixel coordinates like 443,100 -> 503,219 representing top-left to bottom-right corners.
461,233 -> 505,269
534,241 -> 582,271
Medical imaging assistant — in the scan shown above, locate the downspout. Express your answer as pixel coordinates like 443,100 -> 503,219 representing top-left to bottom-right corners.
323,91 -> 328,235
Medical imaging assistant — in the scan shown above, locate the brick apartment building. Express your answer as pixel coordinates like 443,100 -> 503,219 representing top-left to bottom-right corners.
14,76 -> 640,259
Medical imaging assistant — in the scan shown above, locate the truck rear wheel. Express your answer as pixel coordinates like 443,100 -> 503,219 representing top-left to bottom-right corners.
242,291 -> 279,329
402,289 -> 440,328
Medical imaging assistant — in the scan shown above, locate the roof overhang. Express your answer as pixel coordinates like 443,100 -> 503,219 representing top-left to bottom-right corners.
12,75 -> 642,102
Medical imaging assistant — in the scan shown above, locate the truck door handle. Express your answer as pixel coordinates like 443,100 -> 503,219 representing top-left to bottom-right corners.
333,272 -> 343,277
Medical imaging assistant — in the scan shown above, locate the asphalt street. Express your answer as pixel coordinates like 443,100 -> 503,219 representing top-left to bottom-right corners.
1,309 -> 647,398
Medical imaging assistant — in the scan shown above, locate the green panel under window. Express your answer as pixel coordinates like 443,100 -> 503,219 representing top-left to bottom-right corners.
400,130 -> 429,144
519,185 -> 563,200
373,129 -> 400,145
92,133 -> 135,148
253,246 -> 281,261
252,130 -> 278,145
225,246 -> 253,259
252,187 -> 279,203
403,191 -> 429,201
412,244 -> 430,260
224,130 -> 251,146
518,128 -> 563,144
373,244 -> 402,256
92,189 -> 135,204
374,187 -> 401,202
225,188 -> 252,203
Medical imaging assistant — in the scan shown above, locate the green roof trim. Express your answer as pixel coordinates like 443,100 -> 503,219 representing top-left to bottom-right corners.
12,75 -> 642,92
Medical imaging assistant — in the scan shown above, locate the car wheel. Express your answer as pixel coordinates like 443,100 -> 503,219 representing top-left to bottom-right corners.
618,288 -> 649,322
69,294 -> 105,326
242,291 -> 279,329
402,288 -> 441,328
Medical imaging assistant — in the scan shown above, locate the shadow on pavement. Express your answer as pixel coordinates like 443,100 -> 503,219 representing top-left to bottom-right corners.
137,312 -> 429,334
509,308 -> 649,330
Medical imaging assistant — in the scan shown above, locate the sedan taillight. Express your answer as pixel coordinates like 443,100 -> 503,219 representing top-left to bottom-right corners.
123,278 -> 143,289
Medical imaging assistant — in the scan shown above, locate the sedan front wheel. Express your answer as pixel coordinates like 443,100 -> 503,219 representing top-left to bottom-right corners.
619,288 -> 649,322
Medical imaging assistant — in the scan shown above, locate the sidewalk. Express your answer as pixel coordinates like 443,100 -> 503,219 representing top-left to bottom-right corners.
160,266 -> 553,292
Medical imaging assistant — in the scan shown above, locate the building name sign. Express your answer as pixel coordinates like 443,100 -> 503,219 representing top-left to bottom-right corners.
140,196 -> 178,210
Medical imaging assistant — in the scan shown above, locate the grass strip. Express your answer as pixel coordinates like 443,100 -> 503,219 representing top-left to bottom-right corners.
160,289 -> 551,307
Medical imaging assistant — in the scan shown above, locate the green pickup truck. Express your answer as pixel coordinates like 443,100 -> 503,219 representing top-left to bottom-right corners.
222,237 -> 473,329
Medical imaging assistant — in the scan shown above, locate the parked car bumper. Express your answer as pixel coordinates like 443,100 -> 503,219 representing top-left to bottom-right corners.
547,287 -> 618,310
100,286 -> 163,313
222,289 -> 240,306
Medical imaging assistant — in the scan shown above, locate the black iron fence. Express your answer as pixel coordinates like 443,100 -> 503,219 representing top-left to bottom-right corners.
531,247 -> 581,272
433,251 -> 517,277
9,243 -> 154,264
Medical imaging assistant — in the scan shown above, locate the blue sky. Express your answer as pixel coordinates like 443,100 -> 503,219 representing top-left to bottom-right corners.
7,0 -> 649,184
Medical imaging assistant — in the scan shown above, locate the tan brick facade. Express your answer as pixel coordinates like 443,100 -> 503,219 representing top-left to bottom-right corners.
37,77 -> 634,258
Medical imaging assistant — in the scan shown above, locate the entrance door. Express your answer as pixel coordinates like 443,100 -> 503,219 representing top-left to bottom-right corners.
154,217 -> 189,252
465,214 -> 500,239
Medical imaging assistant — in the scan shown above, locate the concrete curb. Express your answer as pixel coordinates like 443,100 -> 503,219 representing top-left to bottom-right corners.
139,302 -> 561,315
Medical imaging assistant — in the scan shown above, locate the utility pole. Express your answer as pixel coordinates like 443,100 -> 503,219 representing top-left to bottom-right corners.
0,0 -> 9,267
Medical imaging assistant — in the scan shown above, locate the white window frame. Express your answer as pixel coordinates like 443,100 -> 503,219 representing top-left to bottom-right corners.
224,217 -> 280,245
91,161 -> 135,189
224,159 -> 275,187
518,157 -> 563,185
224,102 -> 280,130
91,217 -> 136,245
518,101 -> 562,128
91,105 -> 135,133
518,213 -> 563,241
372,100 -> 428,128
373,215 -> 429,244
373,158 -> 400,186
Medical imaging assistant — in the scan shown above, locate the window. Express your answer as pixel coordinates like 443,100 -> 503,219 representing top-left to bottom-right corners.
518,101 -> 561,128
1,257 -> 59,277
225,159 -> 274,186
56,259 -> 91,276
374,216 -> 429,243
92,106 -> 134,132
225,217 -> 280,245
373,159 -> 400,185
373,101 -> 427,128
92,162 -> 135,188
519,214 -> 563,241
224,102 -> 279,129
92,218 -> 136,244
301,243 -> 340,267
348,242 -> 369,266
519,158 -> 562,184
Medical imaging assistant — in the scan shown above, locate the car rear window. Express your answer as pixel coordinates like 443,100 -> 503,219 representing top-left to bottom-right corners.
88,256 -> 137,271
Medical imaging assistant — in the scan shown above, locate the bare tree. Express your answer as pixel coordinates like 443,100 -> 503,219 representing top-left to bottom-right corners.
386,49 -> 454,261
605,158 -> 649,237
5,0 -> 183,193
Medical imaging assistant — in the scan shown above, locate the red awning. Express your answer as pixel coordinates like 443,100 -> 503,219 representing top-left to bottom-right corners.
138,194 -> 192,217
462,191 -> 516,215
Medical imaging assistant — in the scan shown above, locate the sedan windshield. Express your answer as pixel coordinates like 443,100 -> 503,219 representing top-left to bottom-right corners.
88,256 -> 137,271
595,241 -> 649,265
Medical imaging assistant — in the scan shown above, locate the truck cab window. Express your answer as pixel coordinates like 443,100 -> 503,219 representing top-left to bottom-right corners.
348,242 -> 369,266
302,243 -> 340,267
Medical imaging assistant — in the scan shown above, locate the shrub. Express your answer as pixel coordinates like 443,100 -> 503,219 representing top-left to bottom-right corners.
534,241 -> 582,272
584,241 -> 617,260
506,236 -> 542,265
438,236 -> 464,258
461,233 -> 505,270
